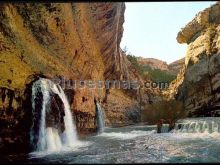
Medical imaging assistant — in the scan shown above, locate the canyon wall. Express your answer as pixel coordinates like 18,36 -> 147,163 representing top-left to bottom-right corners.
168,58 -> 185,74
137,57 -> 185,74
168,2 -> 220,117
137,57 -> 169,71
0,3 -> 144,153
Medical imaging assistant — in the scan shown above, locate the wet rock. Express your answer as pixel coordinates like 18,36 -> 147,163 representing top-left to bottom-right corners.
46,93 -> 65,133
0,2 -> 152,154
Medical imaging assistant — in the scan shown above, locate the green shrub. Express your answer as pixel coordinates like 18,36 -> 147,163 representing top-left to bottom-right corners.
143,67 -> 176,83
126,54 -> 176,89
127,54 -> 144,74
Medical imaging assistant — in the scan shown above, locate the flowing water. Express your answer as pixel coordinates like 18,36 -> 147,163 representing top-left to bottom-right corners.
5,83 -> 220,164
96,102 -> 105,133
50,83 -> 78,147
4,117 -> 220,163
30,78 -> 81,153
172,117 -> 220,133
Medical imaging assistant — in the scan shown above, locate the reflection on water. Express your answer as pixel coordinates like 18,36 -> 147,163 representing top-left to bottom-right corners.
4,118 -> 220,163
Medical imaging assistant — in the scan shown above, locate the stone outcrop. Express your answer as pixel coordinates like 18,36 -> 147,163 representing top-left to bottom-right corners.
0,3 -> 146,153
168,2 -> 220,117
137,57 -> 169,71
168,58 -> 185,74
177,2 -> 220,44
104,89 -> 140,127
137,57 -> 184,75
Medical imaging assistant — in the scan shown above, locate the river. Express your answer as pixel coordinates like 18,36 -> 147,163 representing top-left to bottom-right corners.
3,117 -> 220,163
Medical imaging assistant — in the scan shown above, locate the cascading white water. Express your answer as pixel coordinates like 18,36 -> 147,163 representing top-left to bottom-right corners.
195,122 -> 201,133
202,121 -> 209,133
96,102 -> 105,132
212,121 -> 219,133
161,124 -> 169,133
50,84 -> 78,146
31,78 -> 78,152
31,79 -> 50,151
46,127 -> 62,151
188,122 -> 196,133
173,118 -> 220,134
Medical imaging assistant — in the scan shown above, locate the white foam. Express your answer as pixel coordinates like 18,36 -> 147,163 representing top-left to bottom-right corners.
162,131 -> 220,140
31,78 -> 79,152
29,140 -> 92,158
174,118 -> 220,134
98,130 -> 156,140
51,82 -> 78,146
46,127 -> 62,151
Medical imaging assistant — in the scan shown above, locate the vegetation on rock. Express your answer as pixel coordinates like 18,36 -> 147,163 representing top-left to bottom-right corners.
126,53 -> 176,88
141,100 -> 186,124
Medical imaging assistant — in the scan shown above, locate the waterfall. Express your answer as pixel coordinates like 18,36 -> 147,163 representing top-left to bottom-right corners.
96,102 -> 105,132
161,124 -> 169,133
31,79 -> 49,151
194,122 -> 201,133
172,118 -> 220,134
46,127 -> 62,151
50,84 -> 77,146
31,78 -> 78,152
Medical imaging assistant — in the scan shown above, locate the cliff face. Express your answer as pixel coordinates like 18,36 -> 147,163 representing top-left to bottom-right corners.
137,57 -> 169,71
169,2 -> 220,116
0,3 -> 143,153
168,58 -> 185,74
137,57 -> 184,75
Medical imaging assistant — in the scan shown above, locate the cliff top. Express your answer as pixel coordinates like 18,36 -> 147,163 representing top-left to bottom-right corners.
177,2 -> 220,44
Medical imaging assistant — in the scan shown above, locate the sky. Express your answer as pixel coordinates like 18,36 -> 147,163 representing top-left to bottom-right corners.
120,2 -> 217,64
